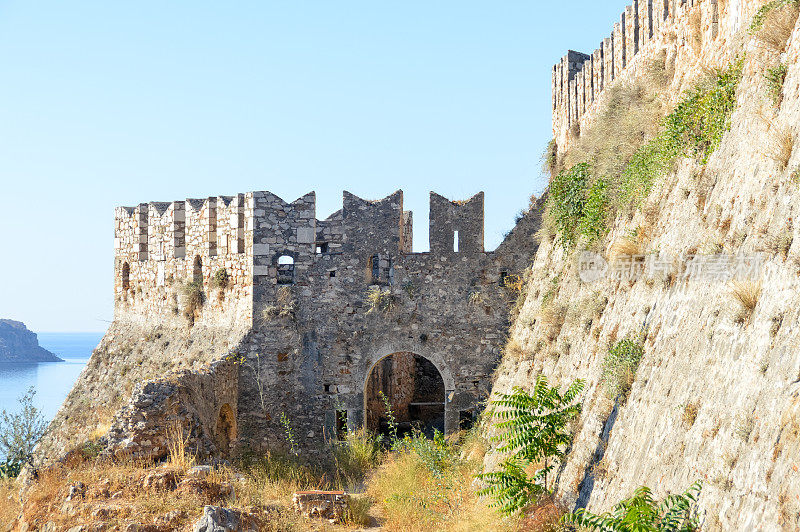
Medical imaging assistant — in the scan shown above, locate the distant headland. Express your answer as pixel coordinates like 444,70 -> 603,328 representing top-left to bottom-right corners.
0,320 -> 62,362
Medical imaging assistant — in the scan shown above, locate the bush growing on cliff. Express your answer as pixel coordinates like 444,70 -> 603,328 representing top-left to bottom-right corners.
766,63 -> 788,105
477,376 -> 584,515
750,0 -> 799,51
602,338 -> 646,401
549,163 -> 607,249
563,481 -> 703,531
0,387 -> 47,470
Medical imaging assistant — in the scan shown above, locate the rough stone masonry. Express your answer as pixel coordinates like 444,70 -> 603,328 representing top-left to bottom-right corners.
38,189 -> 541,463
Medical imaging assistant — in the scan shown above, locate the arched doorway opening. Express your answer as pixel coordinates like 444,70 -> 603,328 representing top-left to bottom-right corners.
364,352 -> 445,439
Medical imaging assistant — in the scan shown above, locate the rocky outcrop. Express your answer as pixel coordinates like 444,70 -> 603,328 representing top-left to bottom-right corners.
192,506 -> 259,532
34,319 -> 250,465
104,359 -> 239,462
0,319 -> 61,362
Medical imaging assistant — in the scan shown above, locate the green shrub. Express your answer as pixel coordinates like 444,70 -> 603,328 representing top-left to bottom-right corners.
602,338 -> 646,400
477,376 -> 584,515
766,63 -> 788,105
399,429 -> 458,478
0,387 -> 47,466
662,58 -> 744,164
578,178 -> 609,242
548,163 -> 592,249
211,268 -> 230,289
563,481 -> 702,531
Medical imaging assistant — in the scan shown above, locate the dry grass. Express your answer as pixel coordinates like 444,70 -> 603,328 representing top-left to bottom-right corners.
519,496 -> 568,532
11,446 -> 386,531
263,286 -> 297,321
766,228 -> 794,259
682,402 -> 700,428
610,236 -> 644,264
366,445 -> 517,532
540,304 -> 567,341
0,479 -> 17,528
165,419 -> 196,470
767,126 -> 796,169
504,338 -> 525,361
14,459 -> 237,531
563,83 -> 665,184
755,3 -> 800,52
730,280 -> 762,325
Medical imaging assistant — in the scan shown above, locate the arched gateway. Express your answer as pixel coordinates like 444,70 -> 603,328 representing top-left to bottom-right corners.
364,352 -> 446,438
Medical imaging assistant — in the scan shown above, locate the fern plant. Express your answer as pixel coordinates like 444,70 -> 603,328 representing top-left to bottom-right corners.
563,481 -> 703,531
477,376 -> 584,515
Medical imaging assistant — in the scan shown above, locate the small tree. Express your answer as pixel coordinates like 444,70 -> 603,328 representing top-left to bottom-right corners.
563,481 -> 703,531
0,387 -> 48,467
477,376 -> 584,515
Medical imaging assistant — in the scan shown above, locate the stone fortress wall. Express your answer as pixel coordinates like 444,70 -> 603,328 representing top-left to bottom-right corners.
551,0 -> 764,153
87,189 -> 543,461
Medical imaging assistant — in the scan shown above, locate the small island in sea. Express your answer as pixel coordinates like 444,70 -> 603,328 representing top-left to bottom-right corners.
0,319 -> 62,362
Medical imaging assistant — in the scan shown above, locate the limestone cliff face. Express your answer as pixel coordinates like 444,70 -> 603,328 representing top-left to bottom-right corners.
0,320 -> 61,363
487,1 -> 800,530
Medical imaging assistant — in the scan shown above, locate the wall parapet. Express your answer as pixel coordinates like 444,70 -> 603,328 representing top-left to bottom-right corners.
551,0 -> 749,151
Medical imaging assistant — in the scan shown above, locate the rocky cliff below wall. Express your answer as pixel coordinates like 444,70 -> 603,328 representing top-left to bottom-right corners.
488,1 -> 800,530
35,311 -> 250,465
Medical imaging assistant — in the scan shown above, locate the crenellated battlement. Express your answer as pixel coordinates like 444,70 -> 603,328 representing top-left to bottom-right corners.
112,189 -> 512,309
551,0 -> 754,152
114,189 -> 493,267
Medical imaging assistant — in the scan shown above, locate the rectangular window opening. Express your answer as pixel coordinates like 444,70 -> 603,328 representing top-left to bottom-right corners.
453,230 -> 459,252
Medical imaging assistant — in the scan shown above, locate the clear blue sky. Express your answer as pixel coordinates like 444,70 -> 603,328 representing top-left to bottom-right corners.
0,1 -> 629,332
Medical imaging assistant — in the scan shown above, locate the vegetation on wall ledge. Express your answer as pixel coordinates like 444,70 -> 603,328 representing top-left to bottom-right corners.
547,58 -> 744,250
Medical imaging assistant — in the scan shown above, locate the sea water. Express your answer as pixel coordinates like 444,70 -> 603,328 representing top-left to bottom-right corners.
0,332 -> 104,423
